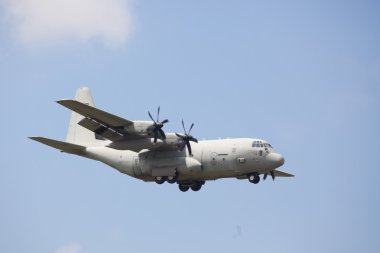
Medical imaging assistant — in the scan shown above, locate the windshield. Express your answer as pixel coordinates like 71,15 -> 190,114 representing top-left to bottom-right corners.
252,141 -> 273,148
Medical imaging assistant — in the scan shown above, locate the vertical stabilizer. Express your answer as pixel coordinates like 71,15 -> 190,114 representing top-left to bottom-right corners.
66,87 -> 103,146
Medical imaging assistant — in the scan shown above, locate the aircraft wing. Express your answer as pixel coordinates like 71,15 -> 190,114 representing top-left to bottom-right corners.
57,99 -> 133,127
57,99 -> 136,142
29,137 -> 86,155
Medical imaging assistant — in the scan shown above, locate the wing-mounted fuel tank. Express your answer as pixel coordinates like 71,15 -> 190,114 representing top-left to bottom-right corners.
138,150 -> 202,178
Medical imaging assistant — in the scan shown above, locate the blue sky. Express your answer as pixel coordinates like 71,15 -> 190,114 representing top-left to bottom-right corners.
1,1 -> 379,252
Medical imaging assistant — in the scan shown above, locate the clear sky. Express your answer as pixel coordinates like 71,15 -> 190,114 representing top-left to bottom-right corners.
1,1 -> 379,253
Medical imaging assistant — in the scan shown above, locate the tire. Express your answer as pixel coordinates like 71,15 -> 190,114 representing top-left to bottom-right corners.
179,185 -> 190,192
155,176 -> 166,184
166,175 -> 177,184
248,174 -> 260,184
191,183 -> 202,191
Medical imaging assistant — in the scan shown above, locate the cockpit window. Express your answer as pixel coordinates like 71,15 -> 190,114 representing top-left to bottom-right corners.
252,141 -> 273,149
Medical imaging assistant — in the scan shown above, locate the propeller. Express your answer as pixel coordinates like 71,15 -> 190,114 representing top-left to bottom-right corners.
175,119 -> 198,156
148,106 -> 169,143
263,171 -> 275,181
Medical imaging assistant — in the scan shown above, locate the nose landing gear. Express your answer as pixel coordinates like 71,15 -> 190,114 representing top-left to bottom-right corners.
248,173 -> 260,184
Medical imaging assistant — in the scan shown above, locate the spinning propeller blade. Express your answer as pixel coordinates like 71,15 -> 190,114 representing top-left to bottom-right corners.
148,106 -> 169,143
176,120 -> 198,156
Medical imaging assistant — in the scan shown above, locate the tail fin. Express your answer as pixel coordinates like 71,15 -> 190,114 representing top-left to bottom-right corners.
66,87 -> 104,146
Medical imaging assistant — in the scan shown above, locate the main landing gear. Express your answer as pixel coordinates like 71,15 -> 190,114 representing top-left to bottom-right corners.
178,184 -> 190,192
154,173 -> 205,192
154,171 -> 179,185
178,181 -> 205,192
166,175 -> 178,184
154,176 -> 166,184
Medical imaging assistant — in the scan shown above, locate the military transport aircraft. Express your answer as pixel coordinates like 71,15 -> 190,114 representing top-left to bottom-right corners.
30,87 -> 294,192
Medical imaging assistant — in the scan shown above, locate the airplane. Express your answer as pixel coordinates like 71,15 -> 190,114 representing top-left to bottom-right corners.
29,87 -> 294,192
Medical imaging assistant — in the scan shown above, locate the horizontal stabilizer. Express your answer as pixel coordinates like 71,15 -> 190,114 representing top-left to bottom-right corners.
29,137 -> 86,155
273,170 -> 294,177
57,99 -> 133,127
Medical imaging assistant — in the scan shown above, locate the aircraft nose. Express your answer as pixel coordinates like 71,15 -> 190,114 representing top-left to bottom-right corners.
268,153 -> 284,167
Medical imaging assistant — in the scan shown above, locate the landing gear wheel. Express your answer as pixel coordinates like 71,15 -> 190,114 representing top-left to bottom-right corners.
248,174 -> 260,184
178,184 -> 190,192
191,183 -> 202,191
155,176 -> 166,184
166,175 -> 178,184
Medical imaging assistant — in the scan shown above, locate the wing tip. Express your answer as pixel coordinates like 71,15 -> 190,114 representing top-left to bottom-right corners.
56,99 -> 75,104
29,136 -> 42,141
